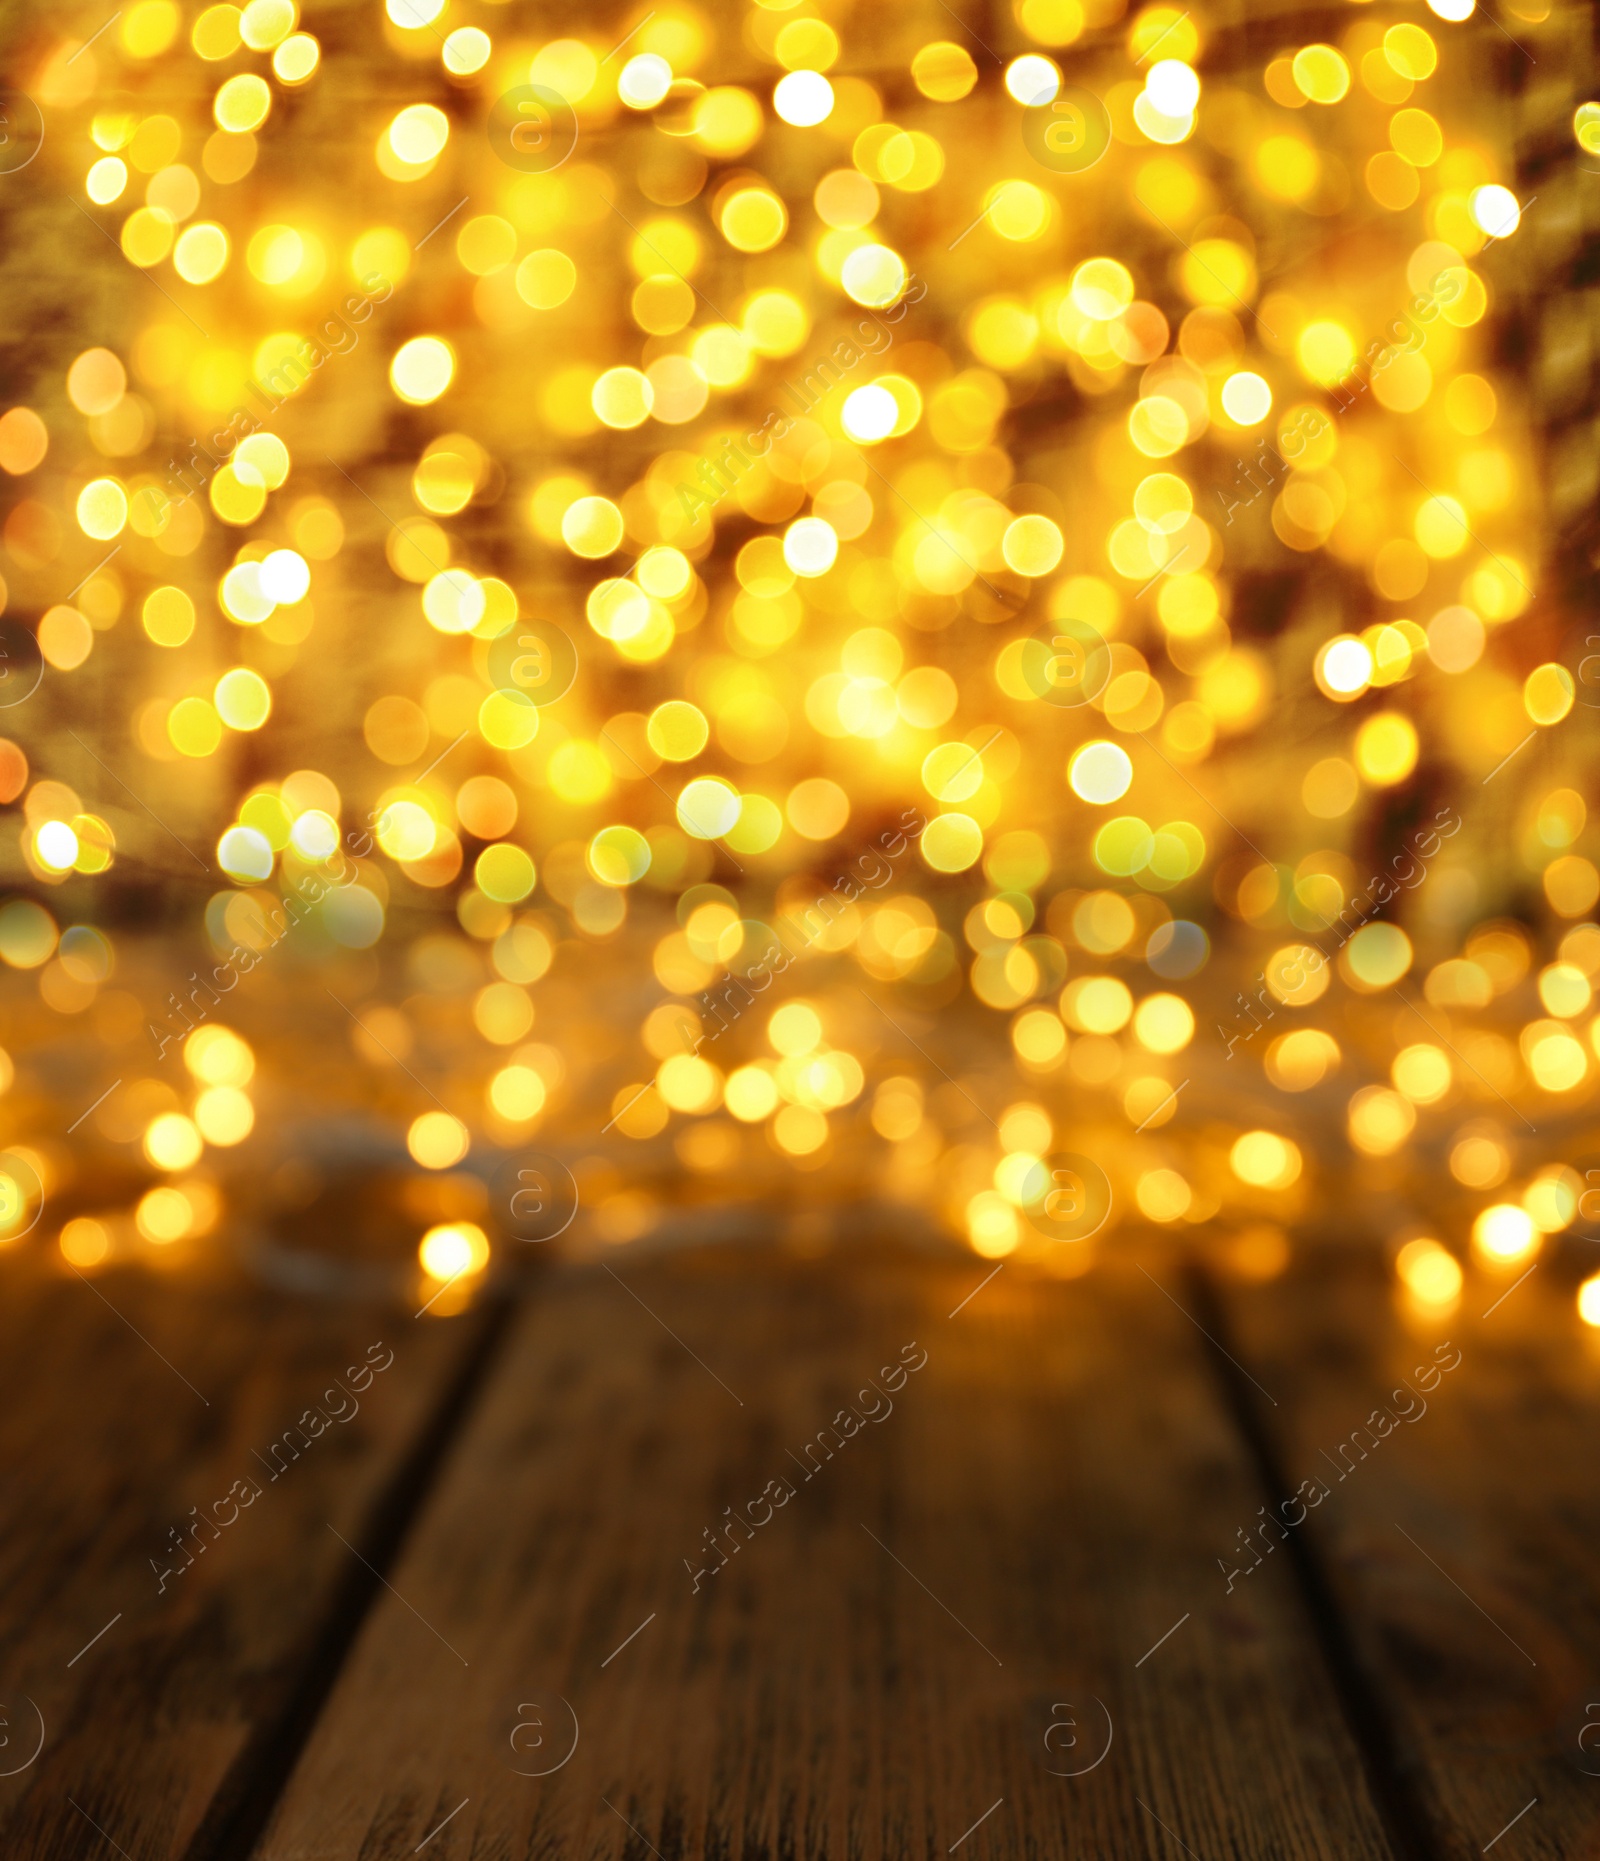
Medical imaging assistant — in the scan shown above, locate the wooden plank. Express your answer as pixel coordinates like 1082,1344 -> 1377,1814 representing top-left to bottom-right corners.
1210,1246 -> 1600,1861
0,1255 -> 485,1861
257,1237 -> 1399,1861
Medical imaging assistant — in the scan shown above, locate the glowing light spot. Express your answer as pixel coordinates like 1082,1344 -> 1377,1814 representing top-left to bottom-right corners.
1230,1130 -> 1302,1189
1068,740 -> 1133,804
407,1111 -> 470,1170
419,1220 -> 489,1279
774,70 -> 834,126
390,336 -> 454,405
1471,1202 -> 1538,1265
144,1112 -> 203,1171
1220,371 -> 1272,425
35,821 -> 79,871
1396,1238 -> 1462,1304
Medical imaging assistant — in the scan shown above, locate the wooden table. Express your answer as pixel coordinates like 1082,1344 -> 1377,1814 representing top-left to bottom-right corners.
1,1228 -> 1594,1860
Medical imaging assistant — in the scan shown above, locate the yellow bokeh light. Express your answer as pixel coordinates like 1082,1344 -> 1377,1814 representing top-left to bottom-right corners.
419,1221 -> 489,1281
1069,741 -> 1133,804
967,1190 -> 1020,1256
61,1218 -> 112,1268
1265,1029 -> 1340,1091
561,495 -> 624,558
407,1111 -> 470,1170
1348,1086 -> 1415,1156
769,1002 -> 823,1056
389,103 -> 449,164
1396,1238 -> 1462,1304
648,700 -> 709,761
489,1065 -> 546,1122
1137,1170 -> 1192,1223
168,698 -> 223,758
1392,1044 -> 1451,1105
1002,514 -> 1063,576
592,366 -> 654,428
144,1112 -> 203,1171
136,1185 -> 195,1244
1297,320 -> 1355,385
726,1065 -> 780,1122
1230,1130 -> 1302,1189
1414,493 -> 1469,557
195,1084 -> 255,1144
720,187 -> 788,253
215,667 -> 272,731
185,1025 -> 255,1085
1471,1202 -> 1539,1266
774,71 -> 834,127
390,337 -> 455,405
517,249 -> 577,309
1132,993 -> 1194,1053
1220,371 -> 1271,425
174,222 -> 230,283
1342,922 -> 1413,991
77,477 -> 128,540
1353,712 -> 1418,786
1292,44 -> 1350,103
35,821 -> 79,872
273,32 -> 319,82
215,73 -> 271,132
912,41 -> 978,100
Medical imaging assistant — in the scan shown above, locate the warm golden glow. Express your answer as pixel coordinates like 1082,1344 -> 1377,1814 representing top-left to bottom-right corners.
0,0 -> 1580,1332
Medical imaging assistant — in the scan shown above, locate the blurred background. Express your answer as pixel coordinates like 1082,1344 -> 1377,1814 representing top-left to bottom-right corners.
0,0 -> 1598,1328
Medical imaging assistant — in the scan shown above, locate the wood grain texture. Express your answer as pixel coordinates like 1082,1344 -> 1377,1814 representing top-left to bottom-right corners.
257,1235 -> 1397,1861
1212,1247 -> 1600,1861
0,1259 -> 477,1861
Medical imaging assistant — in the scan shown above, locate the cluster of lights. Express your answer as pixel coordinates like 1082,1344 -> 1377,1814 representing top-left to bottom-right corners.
1,0 -> 1597,1331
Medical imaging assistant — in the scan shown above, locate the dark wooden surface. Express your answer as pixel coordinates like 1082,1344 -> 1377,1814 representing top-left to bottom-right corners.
0,1259 -> 484,1861
1215,1248 -> 1600,1861
2,1233 -> 1593,1859
255,1238 -> 1392,1861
